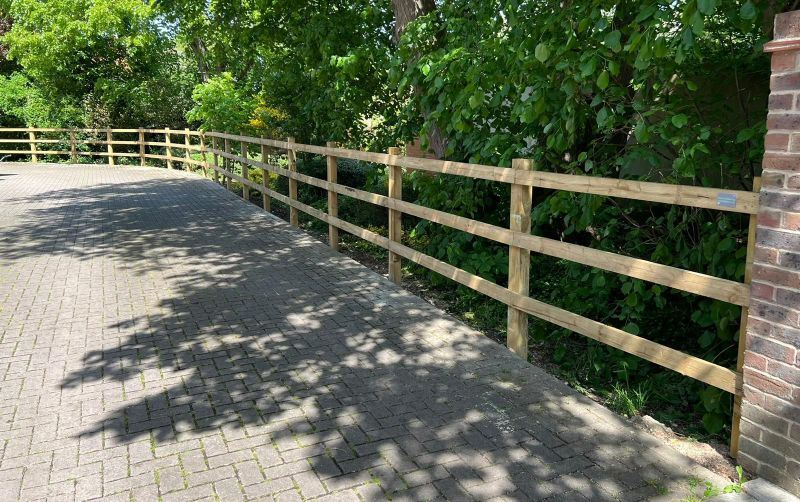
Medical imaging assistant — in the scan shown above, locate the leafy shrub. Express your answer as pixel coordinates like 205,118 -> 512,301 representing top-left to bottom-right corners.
187,73 -> 256,134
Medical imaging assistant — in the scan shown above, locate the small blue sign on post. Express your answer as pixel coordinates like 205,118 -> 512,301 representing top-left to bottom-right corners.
717,193 -> 737,208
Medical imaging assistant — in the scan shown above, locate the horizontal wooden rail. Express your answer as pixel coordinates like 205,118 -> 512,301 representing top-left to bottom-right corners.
388,237 -> 741,394
1,127 -> 754,399
210,146 -> 750,307
206,131 -> 757,214
78,140 -> 141,146
0,138 -> 63,144
0,127 -> 203,134
208,156 -> 740,394
0,149 -> 65,155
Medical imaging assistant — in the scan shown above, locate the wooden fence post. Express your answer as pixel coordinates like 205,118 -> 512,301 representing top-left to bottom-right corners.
507,158 -> 534,359
184,128 -> 191,171
224,137 -> 231,190
388,146 -> 403,284
241,141 -> 250,202
138,129 -> 145,166
327,141 -> 339,250
199,132 -> 208,178
106,129 -> 115,166
28,129 -> 38,163
69,131 -> 77,163
261,136 -> 270,212
287,136 -> 299,226
165,128 -> 173,169
730,176 -> 761,457
211,134 -> 220,184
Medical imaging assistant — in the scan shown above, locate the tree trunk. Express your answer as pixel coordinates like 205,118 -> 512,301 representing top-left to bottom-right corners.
391,0 -> 436,43
191,37 -> 210,83
391,0 -> 446,159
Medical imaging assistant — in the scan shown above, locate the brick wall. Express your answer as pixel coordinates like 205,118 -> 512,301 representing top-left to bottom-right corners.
739,10 -> 800,494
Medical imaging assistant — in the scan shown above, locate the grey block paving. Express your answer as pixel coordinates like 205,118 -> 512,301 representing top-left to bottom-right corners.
0,163 -> 731,501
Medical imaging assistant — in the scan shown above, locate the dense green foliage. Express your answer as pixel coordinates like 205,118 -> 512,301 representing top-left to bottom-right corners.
155,0 -> 398,145
0,0 -> 193,127
0,0 -> 792,438
390,0 -> 781,436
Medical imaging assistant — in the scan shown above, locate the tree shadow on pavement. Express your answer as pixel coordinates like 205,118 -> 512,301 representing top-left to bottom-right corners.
0,164 -> 726,501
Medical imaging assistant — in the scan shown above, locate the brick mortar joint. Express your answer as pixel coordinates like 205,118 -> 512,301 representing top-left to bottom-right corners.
739,409 -> 798,430
742,382 -> 800,415
764,129 -> 800,134
755,224 -> 800,235
747,312 -> 800,332
751,279 -> 800,295
744,366 -> 799,390
759,184 -> 800,192
746,330 -> 799,350
738,416 -> 799,445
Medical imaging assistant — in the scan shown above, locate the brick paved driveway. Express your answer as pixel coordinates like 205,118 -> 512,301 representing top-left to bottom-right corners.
0,164 -> 729,501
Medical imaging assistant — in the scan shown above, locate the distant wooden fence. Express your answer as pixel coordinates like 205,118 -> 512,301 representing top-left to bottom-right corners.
0,127 -> 759,454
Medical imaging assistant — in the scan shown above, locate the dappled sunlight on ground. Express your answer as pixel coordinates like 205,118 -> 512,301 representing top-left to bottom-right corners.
0,163 -> 729,501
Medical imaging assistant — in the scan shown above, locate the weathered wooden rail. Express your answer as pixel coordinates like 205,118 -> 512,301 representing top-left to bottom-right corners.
0,127 -> 759,454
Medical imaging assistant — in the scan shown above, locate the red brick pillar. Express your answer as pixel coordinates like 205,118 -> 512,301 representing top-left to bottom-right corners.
739,10 -> 800,494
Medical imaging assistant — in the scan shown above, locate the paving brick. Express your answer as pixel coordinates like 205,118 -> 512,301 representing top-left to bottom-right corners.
242,477 -> 294,499
213,477 -> 244,501
274,489 -> 303,502
313,489 -> 361,502
160,483 -> 215,502
293,470 -> 327,498
156,465 -> 185,494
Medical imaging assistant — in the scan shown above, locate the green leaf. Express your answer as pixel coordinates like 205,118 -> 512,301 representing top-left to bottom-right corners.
623,323 -> 640,335
691,10 -> 704,36
580,57 -> 597,77
597,70 -> 609,90
701,387 -> 722,412
634,122 -> 650,143
604,30 -> 622,53
740,1 -> 756,20
535,43 -> 550,63
468,92 -> 482,109
698,330 -> 716,348
681,28 -> 694,48
703,413 -> 724,434
736,128 -> 755,143
697,0 -> 716,15
521,105 -> 536,124
671,114 -> 688,128
717,237 -> 733,252
596,106 -> 610,127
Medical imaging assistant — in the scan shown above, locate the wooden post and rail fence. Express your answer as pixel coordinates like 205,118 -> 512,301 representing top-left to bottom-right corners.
0,126 -> 767,461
